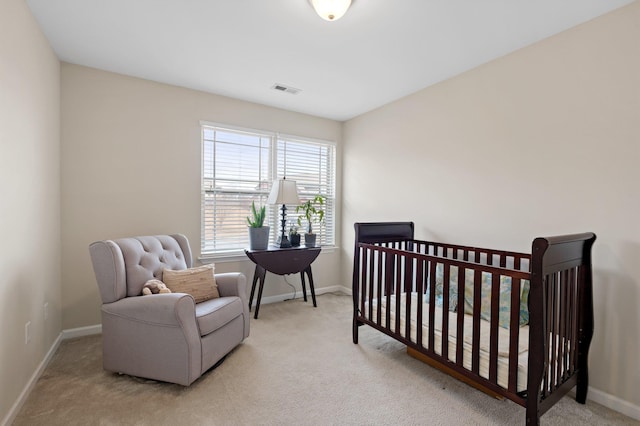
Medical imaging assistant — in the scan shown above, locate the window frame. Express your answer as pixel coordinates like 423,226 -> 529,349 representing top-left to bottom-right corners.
200,121 -> 336,261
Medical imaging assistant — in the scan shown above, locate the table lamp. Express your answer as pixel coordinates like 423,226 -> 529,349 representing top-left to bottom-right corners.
267,177 -> 300,248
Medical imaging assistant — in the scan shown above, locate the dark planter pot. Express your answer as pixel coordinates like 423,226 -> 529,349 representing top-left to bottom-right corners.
290,234 -> 301,247
304,233 -> 317,248
248,226 -> 270,250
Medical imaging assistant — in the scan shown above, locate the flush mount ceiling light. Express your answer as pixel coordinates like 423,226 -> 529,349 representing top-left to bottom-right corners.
310,0 -> 352,21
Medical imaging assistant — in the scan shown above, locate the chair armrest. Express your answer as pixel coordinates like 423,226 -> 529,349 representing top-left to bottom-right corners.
215,272 -> 250,338
100,293 -> 203,385
101,293 -> 196,326
216,273 -> 247,301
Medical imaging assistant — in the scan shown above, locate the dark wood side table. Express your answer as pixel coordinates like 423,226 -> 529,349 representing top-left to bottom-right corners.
245,245 -> 321,319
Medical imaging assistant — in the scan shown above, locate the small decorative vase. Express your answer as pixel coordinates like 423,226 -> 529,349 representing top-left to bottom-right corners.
290,234 -> 301,247
304,233 -> 316,248
248,226 -> 270,250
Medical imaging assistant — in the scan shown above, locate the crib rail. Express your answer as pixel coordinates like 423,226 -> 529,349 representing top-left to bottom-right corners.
353,240 -> 531,401
410,240 -> 531,272
352,222 -> 596,426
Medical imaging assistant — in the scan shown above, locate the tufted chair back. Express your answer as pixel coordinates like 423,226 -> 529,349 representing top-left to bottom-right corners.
89,234 -> 193,304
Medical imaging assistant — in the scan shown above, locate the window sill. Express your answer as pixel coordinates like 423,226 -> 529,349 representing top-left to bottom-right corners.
199,245 -> 338,264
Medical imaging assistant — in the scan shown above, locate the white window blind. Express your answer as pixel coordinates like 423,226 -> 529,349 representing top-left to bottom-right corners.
201,124 -> 335,256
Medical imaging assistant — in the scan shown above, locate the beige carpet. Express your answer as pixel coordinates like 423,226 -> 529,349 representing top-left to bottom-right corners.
13,293 -> 637,425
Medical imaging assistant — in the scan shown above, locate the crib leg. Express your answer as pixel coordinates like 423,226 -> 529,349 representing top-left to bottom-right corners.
576,323 -> 592,403
525,403 -> 540,426
576,369 -> 589,404
352,318 -> 360,344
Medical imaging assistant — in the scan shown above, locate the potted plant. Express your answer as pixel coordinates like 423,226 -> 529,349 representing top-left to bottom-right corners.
289,224 -> 301,247
247,201 -> 269,250
295,195 -> 325,247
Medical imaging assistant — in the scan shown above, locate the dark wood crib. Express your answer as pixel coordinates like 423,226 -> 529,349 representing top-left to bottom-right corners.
352,222 -> 596,425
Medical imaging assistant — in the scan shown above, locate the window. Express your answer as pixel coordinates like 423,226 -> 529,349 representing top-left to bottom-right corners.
201,123 -> 336,257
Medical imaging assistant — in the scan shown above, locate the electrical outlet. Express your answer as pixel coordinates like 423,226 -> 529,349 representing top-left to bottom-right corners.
25,321 -> 31,344
44,302 -> 49,320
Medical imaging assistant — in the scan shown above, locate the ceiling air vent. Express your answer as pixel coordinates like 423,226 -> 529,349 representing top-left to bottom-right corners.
271,83 -> 301,95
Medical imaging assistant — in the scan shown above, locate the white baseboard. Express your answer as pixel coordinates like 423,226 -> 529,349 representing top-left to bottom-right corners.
61,324 -> 102,339
338,285 -> 352,295
1,324 -> 103,426
250,285 -> 348,306
2,333 -> 62,426
574,387 -> 640,421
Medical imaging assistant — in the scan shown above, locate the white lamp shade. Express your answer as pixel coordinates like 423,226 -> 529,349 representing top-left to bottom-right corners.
267,179 -> 301,205
311,0 -> 352,21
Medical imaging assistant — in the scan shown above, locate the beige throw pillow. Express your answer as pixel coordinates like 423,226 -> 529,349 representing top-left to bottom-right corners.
162,264 -> 219,303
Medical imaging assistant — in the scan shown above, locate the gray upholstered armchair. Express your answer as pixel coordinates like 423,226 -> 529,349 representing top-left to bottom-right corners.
89,234 -> 249,386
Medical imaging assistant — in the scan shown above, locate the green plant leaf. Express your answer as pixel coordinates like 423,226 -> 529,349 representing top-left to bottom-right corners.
294,195 -> 325,234
247,200 -> 266,228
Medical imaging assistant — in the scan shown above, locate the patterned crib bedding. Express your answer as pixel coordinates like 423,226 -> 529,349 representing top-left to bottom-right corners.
365,292 -> 529,392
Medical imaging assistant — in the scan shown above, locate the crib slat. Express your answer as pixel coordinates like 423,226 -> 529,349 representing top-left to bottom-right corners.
376,250 -> 383,324
457,267 -> 466,366
543,273 -> 554,395
550,273 -> 558,391
558,270 -> 568,383
549,273 -> 555,393
395,254 -> 402,334
404,255 -> 413,341
508,278 -> 521,393
385,251 -> 393,332
489,272 -> 500,383
360,247 -> 368,321
416,258 -> 424,347
472,269 -> 482,374
542,275 -> 550,398
567,269 -> 575,379
367,247 -> 374,322
441,263 -> 451,360
569,267 -> 578,375
428,260 -> 437,352
565,268 -> 573,377
558,271 -> 565,383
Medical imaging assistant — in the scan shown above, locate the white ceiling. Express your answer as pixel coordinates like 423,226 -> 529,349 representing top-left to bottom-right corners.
26,0 -> 634,121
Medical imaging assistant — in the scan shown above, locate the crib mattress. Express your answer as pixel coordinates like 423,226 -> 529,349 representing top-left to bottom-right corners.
364,292 -> 529,392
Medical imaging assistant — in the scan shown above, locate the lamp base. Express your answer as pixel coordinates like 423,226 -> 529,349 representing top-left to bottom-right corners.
277,204 -> 292,248
277,235 -> 292,248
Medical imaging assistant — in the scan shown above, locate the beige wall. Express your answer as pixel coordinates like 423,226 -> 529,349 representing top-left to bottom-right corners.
61,64 -> 343,329
0,0 -> 61,421
343,1 -> 639,410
